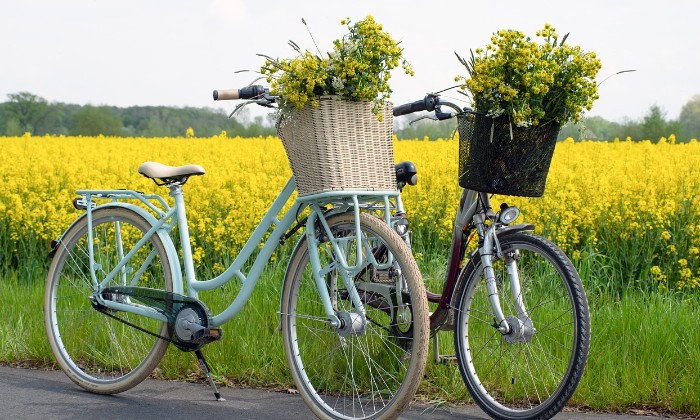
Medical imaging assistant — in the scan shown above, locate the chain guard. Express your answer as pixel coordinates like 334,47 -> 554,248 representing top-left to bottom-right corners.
94,286 -> 222,351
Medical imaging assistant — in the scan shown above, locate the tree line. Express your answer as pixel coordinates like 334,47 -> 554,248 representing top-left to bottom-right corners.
2,91 -> 699,142
0,92 -> 276,138
394,94 -> 700,142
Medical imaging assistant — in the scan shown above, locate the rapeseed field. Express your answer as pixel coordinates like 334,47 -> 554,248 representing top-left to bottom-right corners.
1,134 -> 699,293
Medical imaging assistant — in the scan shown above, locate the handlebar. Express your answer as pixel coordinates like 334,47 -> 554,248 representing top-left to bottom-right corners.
213,85 -> 277,116
213,85 -> 269,101
393,94 -> 469,121
216,86 -> 473,121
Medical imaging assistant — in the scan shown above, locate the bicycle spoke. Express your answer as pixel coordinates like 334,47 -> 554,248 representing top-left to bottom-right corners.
454,233 -> 589,418
45,207 -> 172,394
282,213 -> 427,419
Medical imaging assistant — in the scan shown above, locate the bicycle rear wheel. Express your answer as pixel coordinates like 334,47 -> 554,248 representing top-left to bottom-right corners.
44,206 -> 173,394
282,212 -> 429,419
453,232 -> 590,420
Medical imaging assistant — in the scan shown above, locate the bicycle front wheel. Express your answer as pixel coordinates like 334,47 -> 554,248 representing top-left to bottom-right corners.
282,212 -> 429,420
44,206 -> 173,394
453,232 -> 590,420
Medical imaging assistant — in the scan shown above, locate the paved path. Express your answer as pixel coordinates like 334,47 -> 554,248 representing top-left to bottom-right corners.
0,366 -> 676,419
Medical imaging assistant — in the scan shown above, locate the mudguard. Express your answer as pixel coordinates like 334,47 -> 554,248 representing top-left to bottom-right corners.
494,223 -> 535,237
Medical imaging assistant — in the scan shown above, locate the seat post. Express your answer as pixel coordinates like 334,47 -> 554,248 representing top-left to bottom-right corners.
169,183 -> 198,297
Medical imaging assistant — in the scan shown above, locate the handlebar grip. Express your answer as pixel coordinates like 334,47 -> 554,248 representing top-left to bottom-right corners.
393,99 -> 428,117
213,89 -> 240,101
393,95 -> 438,117
213,85 -> 267,101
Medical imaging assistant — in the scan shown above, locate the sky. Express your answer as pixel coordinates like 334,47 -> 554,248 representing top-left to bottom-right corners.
1,0 -> 698,122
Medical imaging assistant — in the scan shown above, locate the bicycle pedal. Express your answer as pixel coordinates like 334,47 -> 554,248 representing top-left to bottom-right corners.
437,355 -> 458,364
372,270 -> 394,284
192,328 -> 223,345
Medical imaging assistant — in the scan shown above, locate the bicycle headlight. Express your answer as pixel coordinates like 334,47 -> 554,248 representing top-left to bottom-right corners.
499,206 -> 520,225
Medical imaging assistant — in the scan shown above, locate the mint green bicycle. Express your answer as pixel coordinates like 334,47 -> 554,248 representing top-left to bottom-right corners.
43,88 -> 429,420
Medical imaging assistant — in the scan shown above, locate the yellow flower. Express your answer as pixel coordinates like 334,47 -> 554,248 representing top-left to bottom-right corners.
2,135 -> 700,295
457,24 -> 601,127
264,16 -> 411,118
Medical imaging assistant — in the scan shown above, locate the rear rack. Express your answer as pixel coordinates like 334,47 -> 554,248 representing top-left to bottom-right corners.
75,189 -> 171,218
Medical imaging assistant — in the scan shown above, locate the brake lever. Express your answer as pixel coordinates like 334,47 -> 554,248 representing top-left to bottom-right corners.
437,110 -> 454,120
408,115 -> 438,125
228,95 -> 278,117
228,101 -> 256,118
259,93 -> 278,107
408,106 -> 456,124
434,104 -> 455,121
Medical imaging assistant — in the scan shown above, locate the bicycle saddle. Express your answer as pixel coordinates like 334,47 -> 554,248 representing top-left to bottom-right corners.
138,161 -> 206,184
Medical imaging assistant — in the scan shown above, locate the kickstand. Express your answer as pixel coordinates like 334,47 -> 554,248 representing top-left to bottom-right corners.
432,332 -> 457,364
195,349 -> 225,401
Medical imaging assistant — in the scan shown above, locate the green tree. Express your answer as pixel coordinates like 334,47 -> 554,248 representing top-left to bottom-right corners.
394,115 -> 457,140
679,94 -> 700,141
3,117 -> 22,136
559,116 -> 622,141
642,104 -> 668,143
71,105 -> 123,136
6,91 -> 49,133
144,112 -> 166,137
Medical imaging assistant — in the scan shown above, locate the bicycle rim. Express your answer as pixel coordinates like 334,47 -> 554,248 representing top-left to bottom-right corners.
282,213 -> 429,419
44,207 -> 173,394
454,233 -> 590,419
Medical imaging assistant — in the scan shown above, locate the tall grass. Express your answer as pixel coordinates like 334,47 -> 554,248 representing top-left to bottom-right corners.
0,272 -> 53,365
578,292 -> 700,413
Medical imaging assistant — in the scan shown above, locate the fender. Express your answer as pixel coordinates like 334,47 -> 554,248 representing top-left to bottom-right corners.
495,223 -> 535,237
51,202 -> 183,292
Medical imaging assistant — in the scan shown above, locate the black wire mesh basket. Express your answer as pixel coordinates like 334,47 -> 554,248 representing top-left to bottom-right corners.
457,113 -> 560,197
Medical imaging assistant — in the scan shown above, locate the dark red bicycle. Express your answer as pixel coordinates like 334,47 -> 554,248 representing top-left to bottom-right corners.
391,93 -> 591,420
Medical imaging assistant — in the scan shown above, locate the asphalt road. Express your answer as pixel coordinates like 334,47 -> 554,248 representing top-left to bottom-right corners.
0,366 -> 677,420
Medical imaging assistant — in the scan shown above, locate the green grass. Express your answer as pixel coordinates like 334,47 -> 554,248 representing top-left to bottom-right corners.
576,292 -> 700,413
0,272 -> 53,366
2,264 -> 699,415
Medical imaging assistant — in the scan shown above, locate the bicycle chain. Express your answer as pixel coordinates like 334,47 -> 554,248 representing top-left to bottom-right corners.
97,307 -> 174,344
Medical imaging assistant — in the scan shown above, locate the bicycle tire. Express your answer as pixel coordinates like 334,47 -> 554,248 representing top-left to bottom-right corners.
44,206 -> 173,394
453,232 -> 590,420
281,212 -> 429,420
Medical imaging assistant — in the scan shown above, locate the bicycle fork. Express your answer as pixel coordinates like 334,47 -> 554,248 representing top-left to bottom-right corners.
473,205 -> 532,340
305,201 -> 373,331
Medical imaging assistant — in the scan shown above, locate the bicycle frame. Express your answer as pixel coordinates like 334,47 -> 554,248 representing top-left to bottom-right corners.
73,177 -> 401,329
392,187 -> 478,329
398,185 -> 530,333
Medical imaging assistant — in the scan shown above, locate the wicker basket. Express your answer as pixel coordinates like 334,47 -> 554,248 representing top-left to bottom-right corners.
277,96 -> 396,197
457,113 -> 560,197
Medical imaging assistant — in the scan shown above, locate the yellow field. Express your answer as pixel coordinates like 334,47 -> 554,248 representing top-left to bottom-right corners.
1,134 -> 699,292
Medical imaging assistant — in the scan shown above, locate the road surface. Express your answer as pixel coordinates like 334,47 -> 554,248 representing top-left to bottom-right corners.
0,366 -> 676,420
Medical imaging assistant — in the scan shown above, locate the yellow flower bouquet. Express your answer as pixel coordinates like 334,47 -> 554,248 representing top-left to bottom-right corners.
261,16 -> 413,120
259,16 -> 412,196
454,25 -> 602,196
456,24 -> 602,127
